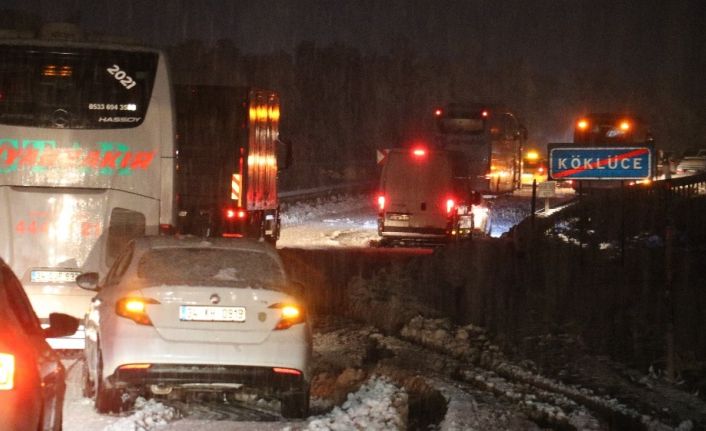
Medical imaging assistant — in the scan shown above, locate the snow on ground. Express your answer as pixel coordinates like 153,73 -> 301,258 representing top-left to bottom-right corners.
61,189 -> 592,431
278,189 -> 575,248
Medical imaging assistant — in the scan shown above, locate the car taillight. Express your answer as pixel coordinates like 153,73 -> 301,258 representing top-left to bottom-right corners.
269,303 -> 306,330
0,353 -> 15,390
116,297 -> 160,326
273,367 -> 302,376
377,195 -> 386,211
159,224 -> 175,235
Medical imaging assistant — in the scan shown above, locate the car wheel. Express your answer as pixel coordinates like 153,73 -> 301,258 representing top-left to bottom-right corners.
94,351 -> 123,414
280,385 -> 310,418
81,359 -> 95,398
50,390 -> 64,431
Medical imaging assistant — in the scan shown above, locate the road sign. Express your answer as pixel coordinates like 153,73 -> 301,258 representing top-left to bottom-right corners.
548,145 -> 653,180
537,180 -> 556,198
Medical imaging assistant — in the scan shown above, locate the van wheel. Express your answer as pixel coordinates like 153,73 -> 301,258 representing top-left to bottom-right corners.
280,385 -> 310,418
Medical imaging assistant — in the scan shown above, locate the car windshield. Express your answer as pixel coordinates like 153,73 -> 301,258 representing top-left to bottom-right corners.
137,248 -> 286,288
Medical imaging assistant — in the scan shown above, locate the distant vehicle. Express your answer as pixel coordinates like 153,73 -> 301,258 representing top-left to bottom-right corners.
77,236 -> 311,418
571,113 -> 656,188
434,103 -> 526,193
674,156 -> 706,177
521,149 -> 548,186
174,85 -> 290,244
377,147 -> 490,246
1,258 -> 78,431
573,113 -> 653,145
0,24 -> 176,349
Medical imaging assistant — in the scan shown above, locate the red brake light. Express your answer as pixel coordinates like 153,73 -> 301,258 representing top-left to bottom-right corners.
159,223 -> 175,235
577,119 -> 589,130
412,147 -> 426,157
0,353 -> 15,390
225,208 -> 247,220
446,198 -> 456,215
377,195 -> 386,211
116,297 -> 160,326
269,303 -> 306,330
434,108 -> 443,117
481,110 -> 489,117
619,120 -> 631,131
273,367 -> 302,376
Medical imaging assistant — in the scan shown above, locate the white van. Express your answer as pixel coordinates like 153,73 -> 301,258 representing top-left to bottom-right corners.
376,147 -> 489,245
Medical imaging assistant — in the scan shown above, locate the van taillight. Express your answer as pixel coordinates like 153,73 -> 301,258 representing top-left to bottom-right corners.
412,147 -> 426,158
446,199 -> 456,215
377,195 -> 386,211
0,353 -> 15,390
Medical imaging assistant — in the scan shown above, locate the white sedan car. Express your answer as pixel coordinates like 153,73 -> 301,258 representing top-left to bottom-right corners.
77,236 -> 311,418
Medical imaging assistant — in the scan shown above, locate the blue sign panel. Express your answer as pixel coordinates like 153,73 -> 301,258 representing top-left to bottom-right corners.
548,145 -> 653,180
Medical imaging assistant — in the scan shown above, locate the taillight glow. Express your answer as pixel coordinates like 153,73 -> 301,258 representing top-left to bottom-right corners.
273,367 -> 302,376
119,363 -> 152,370
434,108 -> 443,117
116,297 -> 160,326
159,224 -> 174,235
0,353 -> 15,390
412,147 -> 426,157
226,208 -> 247,220
446,198 -> 456,215
620,120 -> 631,131
377,195 -> 386,211
269,303 -> 306,330
481,110 -> 489,117
577,119 -> 589,130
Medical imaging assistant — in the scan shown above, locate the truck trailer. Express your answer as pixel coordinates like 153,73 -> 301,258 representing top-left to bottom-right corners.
174,85 -> 289,243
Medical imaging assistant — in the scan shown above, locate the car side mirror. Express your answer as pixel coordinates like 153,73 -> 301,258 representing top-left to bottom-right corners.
43,312 -> 79,339
76,272 -> 100,291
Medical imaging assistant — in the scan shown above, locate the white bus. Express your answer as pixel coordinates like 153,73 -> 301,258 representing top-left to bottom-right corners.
0,24 -> 176,349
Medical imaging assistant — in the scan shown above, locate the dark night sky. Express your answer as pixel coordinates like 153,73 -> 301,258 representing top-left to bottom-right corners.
3,0 -> 706,148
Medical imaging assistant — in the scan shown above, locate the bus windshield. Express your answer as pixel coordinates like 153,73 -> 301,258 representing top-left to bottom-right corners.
0,46 -> 157,129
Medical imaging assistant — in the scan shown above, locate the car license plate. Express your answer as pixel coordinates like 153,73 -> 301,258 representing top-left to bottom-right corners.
30,270 -> 80,283
179,305 -> 246,322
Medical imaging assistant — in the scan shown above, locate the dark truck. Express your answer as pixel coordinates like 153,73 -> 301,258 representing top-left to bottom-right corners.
174,85 -> 290,243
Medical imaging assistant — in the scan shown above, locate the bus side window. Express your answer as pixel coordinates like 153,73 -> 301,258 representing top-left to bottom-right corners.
106,208 -> 146,267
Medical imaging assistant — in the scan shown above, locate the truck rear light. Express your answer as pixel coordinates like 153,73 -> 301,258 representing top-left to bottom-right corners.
269,303 -> 306,330
0,353 -> 15,390
377,195 -> 386,211
225,208 -> 247,220
116,297 -> 160,326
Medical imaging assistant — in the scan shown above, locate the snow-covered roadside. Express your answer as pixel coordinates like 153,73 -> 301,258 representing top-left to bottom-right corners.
278,194 -> 379,248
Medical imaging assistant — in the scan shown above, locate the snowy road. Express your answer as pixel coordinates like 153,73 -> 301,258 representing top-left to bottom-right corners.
59,190 -> 706,430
